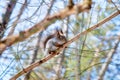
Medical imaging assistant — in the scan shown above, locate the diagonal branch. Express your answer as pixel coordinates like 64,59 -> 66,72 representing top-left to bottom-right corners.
10,10 -> 120,80
97,36 -> 120,80
0,0 -> 92,54
8,0 -> 27,36
10,52 -> 57,80
63,10 -> 120,49
0,0 -> 17,39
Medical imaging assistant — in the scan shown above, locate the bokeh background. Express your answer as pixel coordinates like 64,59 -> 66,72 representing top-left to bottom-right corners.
0,0 -> 120,80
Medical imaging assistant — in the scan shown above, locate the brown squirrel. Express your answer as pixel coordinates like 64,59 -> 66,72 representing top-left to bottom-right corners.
40,27 -> 67,56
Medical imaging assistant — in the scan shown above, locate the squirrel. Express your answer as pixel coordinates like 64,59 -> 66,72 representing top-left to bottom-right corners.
40,27 -> 67,56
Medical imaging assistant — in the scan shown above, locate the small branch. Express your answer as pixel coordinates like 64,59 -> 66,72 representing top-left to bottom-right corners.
0,0 -> 92,54
8,0 -> 27,36
10,10 -> 120,80
24,33 -> 41,80
10,52 -> 57,80
62,10 -> 120,52
0,0 -> 17,39
97,36 -> 120,80
46,0 -> 55,16
87,48 -> 100,80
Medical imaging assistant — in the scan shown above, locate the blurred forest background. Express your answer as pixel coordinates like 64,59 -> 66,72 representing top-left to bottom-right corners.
0,0 -> 120,80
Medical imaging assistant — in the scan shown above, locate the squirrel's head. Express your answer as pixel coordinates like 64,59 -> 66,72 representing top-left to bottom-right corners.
55,28 -> 67,43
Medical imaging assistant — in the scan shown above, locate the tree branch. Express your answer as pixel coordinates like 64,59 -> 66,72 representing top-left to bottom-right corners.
0,0 -> 92,54
24,33 -> 41,80
10,52 -> 57,80
97,36 -> 120,80
8,0 -> 27,36
10,10 -> 120,80
63,10 -> 120,49
0,0 -> 17,39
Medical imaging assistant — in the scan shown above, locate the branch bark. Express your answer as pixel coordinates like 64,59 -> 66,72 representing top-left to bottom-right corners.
0,0 -> 92,55
10,10 -> 120,80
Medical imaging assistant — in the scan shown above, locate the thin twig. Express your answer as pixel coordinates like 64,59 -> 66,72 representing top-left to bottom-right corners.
8,0 -> 27,36
97,36 -> 120,80
24,33 -> 41,80
46,0 -> 55,16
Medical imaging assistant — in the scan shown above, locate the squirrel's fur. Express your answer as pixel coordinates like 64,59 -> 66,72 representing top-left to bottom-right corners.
40,27 -> 67,56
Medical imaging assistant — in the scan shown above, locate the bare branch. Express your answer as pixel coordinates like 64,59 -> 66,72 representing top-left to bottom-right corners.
8,0 -> 27,36
97,36 -> 120,80
10,52 -> 57,80
0,0 -> 17,39
10,10 -> 120,80
46,0 -> 55,16
24,33 -> 41,80
63,10 -> 120,51
0,0 -> 92,54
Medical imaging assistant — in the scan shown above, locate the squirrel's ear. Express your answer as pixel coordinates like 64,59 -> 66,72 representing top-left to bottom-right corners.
55,27 -> 64,36
58,29 -> 64,36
